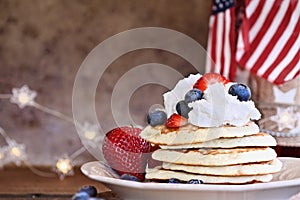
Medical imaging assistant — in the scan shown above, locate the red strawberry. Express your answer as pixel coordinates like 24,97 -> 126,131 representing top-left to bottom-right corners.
102,126 -> 155,181
193,73 -> 228,92
165,113 -> 188,128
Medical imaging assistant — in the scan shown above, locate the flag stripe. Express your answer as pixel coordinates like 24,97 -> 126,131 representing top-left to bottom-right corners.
251,0 -> 294,74
248,1 -> 274,43
239,1 -> 280,67
267,36 -> 300,83
215,13 -> 224,73
274,50 -> 300,84
236,0 -> 299,84
260,14 -> 300,80
206,1 -> 236,80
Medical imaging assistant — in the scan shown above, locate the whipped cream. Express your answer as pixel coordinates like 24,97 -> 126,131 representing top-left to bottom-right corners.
163,74 -> 261,127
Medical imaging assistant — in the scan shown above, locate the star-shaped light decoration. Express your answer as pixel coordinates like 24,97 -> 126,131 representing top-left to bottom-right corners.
10,85 -> 37,109
53,154 -> 74,180
270,107 -> 298,132
78,122 -> 103,148
6,140 -> 27,166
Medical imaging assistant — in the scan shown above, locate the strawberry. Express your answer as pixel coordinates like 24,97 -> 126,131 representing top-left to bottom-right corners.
102,126 -> 156,181
165,113 -> 188,128
193,73 -> 228,92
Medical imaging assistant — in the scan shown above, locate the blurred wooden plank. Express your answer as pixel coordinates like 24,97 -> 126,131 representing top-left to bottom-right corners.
0,166 -> 114,198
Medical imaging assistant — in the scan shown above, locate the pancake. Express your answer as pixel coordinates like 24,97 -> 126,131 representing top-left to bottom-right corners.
159,132 -> 276,149
162,158 -> 282,176
152,147 -> 277,166
140,121 -> 259,145
145,167 -> 273,184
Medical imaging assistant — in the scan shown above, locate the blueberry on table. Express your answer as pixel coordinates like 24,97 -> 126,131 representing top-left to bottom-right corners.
147,110 -> 167,126
188,179 -> 204,184
176,100 -> 192,118
228,83 -> 251,101
120,174 -> 140,182
184,88 -> 203,103
72,191 -> 90,200
168,178 -> 182,184
78,185 -> 97,197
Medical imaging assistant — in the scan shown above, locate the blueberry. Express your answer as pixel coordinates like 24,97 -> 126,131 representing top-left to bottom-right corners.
72,192 -> 90,200
184,89 -> 203,103
228,83 -> 251,101
176,100 -> 192,118
120,174 -> 140,182
188,179 -> 204,184
147,110 -> 167,126
168,178 -> 182,184
78,185 -> 97,197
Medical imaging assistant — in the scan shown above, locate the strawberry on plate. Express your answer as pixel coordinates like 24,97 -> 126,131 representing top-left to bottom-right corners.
193,73 -> 228,92
165,113 -> 188,128
102,126 -> 157,181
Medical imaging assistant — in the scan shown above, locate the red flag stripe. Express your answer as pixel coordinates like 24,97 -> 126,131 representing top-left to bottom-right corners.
268,37 -> 300,83
236,0 -> 300,84
206,3 -> 235,80
250,1 -> 296,74
273,51 -> 300,84
260,18 -> 300,80
238,1 -> 281,67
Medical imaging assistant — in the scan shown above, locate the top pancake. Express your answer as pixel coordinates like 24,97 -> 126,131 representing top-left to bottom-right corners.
141,121 -> 259,145
159,132 -> 276,149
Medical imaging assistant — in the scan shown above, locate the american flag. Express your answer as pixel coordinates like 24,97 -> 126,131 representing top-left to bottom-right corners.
206,0 -> 300,85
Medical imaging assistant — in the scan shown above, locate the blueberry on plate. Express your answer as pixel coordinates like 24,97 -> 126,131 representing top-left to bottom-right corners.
78,185 -> 97,197
168,178 -> 182,184
147,110 -> 167,126
228,83 -> 251,101
120,174 -> 140,182
188,179 -> 204,184
184,88 -> 203,103
176,100 -> 192,118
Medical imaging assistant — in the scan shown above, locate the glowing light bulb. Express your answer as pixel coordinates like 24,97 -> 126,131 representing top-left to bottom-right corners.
54,155 -> 74,180
56,158 -> 72,174
18,93 -> 30,104
84,130 -> 96,140
6,140 -> 27,166
11,147 -> 21,157
10,85 -> 37,108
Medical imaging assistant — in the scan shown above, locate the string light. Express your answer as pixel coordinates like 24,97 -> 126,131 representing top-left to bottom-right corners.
0,84 -> 98,180
54,154 -> 74,180
79,122 -> 103,148
270,107 -> 298,131
10,85 -> 37,109
6,140 -> 27,166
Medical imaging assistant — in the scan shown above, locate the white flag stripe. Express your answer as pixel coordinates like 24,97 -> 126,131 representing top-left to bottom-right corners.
223,10 -> 231,77
257,0 -> 300,76
249,1 -> 275,43
268,36 -> 300,82
215,13 -> 224,73
246,0 -> 290,71
284,59 -> 300,82
235,30 -> 245,61
246,0 -> 260,18
206,16 -> 215,73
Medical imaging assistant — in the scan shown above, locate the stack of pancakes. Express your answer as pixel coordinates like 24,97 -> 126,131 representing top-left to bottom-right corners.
141,122 -> 282,184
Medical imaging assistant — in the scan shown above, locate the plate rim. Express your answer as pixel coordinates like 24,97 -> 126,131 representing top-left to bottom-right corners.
81,157 -> 300,192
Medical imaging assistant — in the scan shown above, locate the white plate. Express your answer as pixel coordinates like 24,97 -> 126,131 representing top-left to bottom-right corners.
81,157 -> 300,200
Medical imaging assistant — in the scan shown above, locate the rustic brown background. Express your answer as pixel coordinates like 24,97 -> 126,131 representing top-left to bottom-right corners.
0,0 -> 211,165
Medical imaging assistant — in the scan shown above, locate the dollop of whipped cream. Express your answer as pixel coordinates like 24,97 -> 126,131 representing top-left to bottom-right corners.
163,74 -> 261,127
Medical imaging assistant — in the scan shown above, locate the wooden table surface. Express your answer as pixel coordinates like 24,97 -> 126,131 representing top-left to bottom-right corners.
0,166 -> 120,200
